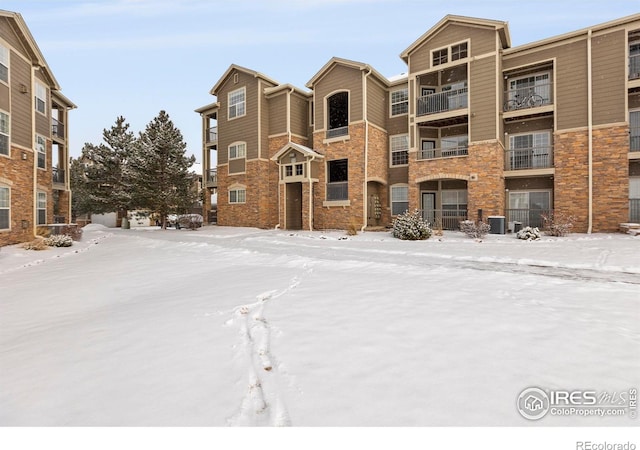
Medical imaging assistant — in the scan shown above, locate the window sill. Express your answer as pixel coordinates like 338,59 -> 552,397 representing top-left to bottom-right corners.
323,135 -> 350,145
323,200 -> 350,207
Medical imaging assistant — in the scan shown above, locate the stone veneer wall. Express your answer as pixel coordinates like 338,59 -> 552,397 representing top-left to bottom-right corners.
554,129 -> 590,232
0,145 -> 35,246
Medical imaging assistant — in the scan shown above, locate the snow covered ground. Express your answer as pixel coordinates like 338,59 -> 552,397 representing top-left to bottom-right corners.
0,225 -> 638,433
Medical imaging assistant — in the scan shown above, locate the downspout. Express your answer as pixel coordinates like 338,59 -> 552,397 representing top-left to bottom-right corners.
308,153 -> 317,231
362,67 -> 373,232
31,66 -> 37,238
587,29 -> 593,234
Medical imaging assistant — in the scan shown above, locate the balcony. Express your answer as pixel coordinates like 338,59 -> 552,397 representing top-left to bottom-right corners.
630,54 -> 640,80
420,209 -> 468,230
417,88 -> 468,117
207,126 -> 217,144
503,82 -> 553,113
52,118 -> 65,140
631,199 -> 640,222
505,146 -> 554,170
418,145 -> 468,160
631,134 -> 640,152
52,167 -> 65,186
206,168 -> 218,187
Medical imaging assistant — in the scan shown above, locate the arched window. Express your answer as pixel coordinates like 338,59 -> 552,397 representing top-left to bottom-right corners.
327,92 -> 348,138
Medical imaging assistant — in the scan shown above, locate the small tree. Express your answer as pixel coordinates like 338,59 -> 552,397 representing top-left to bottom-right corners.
130,111 -> 197,229
392,209 -> 432,240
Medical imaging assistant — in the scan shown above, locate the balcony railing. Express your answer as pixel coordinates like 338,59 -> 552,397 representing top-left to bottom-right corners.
417,88 -> 468,116
418,145 -> 468,160
505,208 -> 552,229
420,209 -> 468,230
630,134 -> 640,152
505,146 -> 554,170
207,126 -> 217,143
629,54 -> 640,80
326,181 -> 348,201
503,83 -> 553,112
52,118 -> 65,139
631,199 -> 640,222
326,126 -> 349,139
207,168 -> 218,186
52,167 -> 65,184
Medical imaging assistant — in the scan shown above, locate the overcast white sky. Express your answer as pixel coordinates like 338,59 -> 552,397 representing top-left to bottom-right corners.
3,0 -> 639,163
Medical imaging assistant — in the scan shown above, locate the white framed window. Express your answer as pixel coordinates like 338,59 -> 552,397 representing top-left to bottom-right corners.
36,134 -> 46,169
0,44 -> 8,84
228,142 -> 246,160
391,185 -> 408,216
228,87 -> 245,119
390,134 -> 409,166
390,88 -> 408,116
0,111 -> 9,156
432,48 -> 448,66
451,42 -> 468,61
35,81 -> 47,115
37,191 -> 46,225
0,186 -> 9,229
229,187 -> 246,204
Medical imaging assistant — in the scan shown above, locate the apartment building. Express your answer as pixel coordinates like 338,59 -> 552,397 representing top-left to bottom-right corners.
0,10 -> 75,246
197,14 -> 640,233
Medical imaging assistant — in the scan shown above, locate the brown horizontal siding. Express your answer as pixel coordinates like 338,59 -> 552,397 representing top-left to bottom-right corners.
504,117 -> 554,135
592,30 -> 626,125
313,64 -> 363,130
0,84 -> 8,111
469,56 -> 497,142
10,54 -> 31,148
366,78 -> 386,128
290,94 -> 309,138
0,17 -> 27,54
267,92 -> 286,136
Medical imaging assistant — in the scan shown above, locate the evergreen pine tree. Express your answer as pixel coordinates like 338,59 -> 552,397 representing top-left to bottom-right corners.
130,110 -> 196,229
77,116 -> 137,216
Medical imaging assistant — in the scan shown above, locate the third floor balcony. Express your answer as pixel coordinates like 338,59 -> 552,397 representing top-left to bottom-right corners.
417,85 -> 468,117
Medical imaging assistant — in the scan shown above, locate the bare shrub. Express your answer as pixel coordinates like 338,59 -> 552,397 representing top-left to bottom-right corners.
22,238 -> 47,251
460,220 -> 491,239
541,212 -> 575,237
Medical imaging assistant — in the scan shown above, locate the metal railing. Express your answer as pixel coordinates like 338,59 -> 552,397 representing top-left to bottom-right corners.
505,208 -> 552,229
326,126 -> 349,139
505,146 -> 554,170
630,134 -> 640,152
207,126 -> 217,143
207,168 -> 218,186
417,88 -> 468,116
52,167 -> 65,184
503,82 -> 553,111
326,181 -> 348,201
630,199 -> 640,222
52,118 -> 65,139
420,209 -> 468,230
629,54 -> 640,80
418,145 -> 468,160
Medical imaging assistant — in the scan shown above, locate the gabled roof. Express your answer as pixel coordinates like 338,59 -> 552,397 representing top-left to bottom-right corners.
271,142 -> 324,162
194,102 -> 219,114
400,15 -> 511,62
0,10 -> 61,90
210,64 -> 280,96
305,57 -> 389,89
51,90 -> 77,109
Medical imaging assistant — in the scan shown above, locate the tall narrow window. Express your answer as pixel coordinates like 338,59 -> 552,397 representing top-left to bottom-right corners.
630,41 -> 640,80
0,186 -> 9,229
0,44 -> 8,83
390,134 -> 409,166
37,192 -> 46,225
35,81 -> 47,115
36,134 -> 46,168
228,88 -> 245,119
390,88 -> 408,116
630,111 -> 640,151
0,111 -> 9,156
391,185 -> 408,215
327,92 -> 349,138
326,159 -> 348,201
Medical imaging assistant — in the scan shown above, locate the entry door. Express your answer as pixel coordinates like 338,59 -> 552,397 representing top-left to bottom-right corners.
421,192 -> 436,225
286,183 -> 303,230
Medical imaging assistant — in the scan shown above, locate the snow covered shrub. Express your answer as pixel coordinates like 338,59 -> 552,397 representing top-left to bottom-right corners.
460,220 -> 491,239
22,238 -> 47,251
392,209 -> 432,240
516,226 -> 541,241
541,212 -> 575,237
44,234 -> 74,247
60,225 -> 83,241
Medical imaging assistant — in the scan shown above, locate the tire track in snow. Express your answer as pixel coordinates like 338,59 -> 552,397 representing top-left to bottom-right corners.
227,264 -> 311,426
